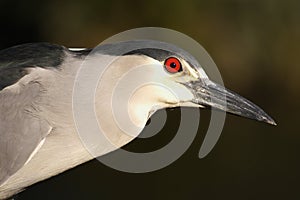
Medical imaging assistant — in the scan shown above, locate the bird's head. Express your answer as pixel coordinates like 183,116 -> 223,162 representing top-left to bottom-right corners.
99,40 -> 275,125
90,40 -> 275,142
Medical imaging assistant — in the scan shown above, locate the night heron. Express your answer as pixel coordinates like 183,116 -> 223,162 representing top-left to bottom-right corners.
0,41 -> 275,199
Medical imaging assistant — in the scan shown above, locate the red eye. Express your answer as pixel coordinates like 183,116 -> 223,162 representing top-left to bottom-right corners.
164,57 -> 182,73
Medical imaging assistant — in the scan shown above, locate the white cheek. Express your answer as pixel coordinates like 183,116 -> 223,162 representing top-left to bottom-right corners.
153,66 -> 194,103
128,84 -> 179,126
161,80 -> 194,103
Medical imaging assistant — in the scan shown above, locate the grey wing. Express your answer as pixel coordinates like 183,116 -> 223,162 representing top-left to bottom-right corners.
0,70 -> 52,185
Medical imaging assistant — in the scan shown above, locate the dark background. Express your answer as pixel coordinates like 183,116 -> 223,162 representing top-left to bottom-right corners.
1,0 -> 299,199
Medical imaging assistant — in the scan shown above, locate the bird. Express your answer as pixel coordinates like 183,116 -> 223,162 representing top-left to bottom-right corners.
0,40 -> 276,199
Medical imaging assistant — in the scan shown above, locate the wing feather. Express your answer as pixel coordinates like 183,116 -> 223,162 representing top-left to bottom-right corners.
0,43 -> 63,185
0,77 -> 52,185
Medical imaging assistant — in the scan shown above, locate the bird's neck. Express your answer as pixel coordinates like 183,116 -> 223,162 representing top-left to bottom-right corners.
92,54 -> 160,151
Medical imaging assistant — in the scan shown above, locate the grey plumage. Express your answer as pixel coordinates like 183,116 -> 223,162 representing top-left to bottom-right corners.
0,82 -> 51,185
0,43 -> 67,186
0,43 -> 70,198
0,43 -> 65,90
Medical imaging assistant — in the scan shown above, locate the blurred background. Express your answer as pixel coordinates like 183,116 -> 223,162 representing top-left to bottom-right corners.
1,0 -> 299,199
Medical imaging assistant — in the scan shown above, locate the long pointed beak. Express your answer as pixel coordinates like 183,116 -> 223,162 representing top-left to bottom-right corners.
184,80 -> 276,125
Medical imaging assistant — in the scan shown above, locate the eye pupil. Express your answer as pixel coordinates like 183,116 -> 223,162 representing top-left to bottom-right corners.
170,62 -> 176,68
